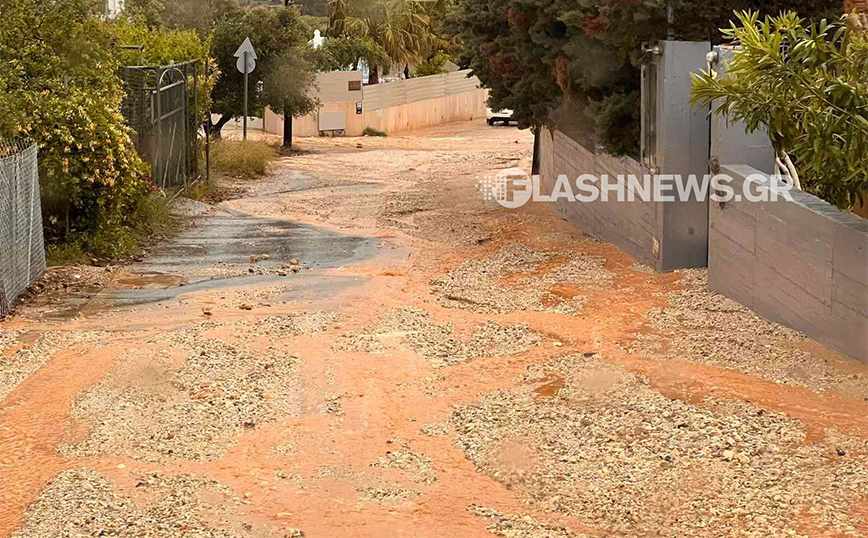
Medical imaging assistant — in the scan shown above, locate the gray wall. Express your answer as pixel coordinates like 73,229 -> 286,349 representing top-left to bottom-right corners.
654,41 -> 711,271
711,165 -> 868,363
710,46 -> 776,175
539,127 -> 659,267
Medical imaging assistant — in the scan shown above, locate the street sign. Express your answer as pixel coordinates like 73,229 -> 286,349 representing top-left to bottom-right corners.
236,55 -> 256,75
233,38 -> 258,140
234,37 -> 257,74
234,38 -> 258,61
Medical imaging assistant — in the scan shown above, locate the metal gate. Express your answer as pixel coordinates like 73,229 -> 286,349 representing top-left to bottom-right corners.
121,60 -> 201,189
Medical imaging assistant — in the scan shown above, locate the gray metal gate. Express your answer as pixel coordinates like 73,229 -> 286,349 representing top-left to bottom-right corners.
121,60 -> 201,189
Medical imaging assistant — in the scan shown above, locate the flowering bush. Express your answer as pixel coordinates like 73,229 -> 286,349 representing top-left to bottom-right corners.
1,0 -> 152,244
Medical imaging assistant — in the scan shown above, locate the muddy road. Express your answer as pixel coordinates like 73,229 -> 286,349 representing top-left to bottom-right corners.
1,121 -> 867,538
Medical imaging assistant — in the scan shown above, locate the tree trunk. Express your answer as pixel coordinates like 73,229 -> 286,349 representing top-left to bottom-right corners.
210,114 -> 233,139
283,114 -> 293,148
369,65 -> 379,84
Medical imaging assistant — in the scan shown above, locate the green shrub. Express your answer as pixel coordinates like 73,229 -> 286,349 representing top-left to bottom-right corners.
692,12 -> 868,209
211,140 -> 277,177
1,0 -> 154,243
362,126 -> 387,137
413,51 -> 451,77
45,192 -> 171,265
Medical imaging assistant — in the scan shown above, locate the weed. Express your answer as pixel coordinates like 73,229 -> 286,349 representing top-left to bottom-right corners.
362,127 -> 387,137
211,140 -> 277,177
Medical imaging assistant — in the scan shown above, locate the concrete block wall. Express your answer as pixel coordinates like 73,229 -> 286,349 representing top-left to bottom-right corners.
711,165 -> 868,363
539,127 -> 659,267
265,87 -> 488,137
264,70 -> 487,137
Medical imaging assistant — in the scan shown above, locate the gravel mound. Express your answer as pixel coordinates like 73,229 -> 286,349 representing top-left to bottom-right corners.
431,244 -> 611,315
12,469 -> 280,537
630,270 -> 868,396
371,438 -> 437,484
248,311 -> 338,336
470,506 -> 586,538
0,330 -> 108,402
62,321 -> 305,462
333,307 -> 543,367
357,485 -> 421,504
0,328 -> 20,354
452,354 -> 868,537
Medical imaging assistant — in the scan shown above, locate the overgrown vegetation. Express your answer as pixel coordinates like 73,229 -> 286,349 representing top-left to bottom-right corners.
362,126 -> 388,136
413,50 -> 451,76
45,192 -> 172,266
692,11 -> 868,210
0,0 -> 217,263
320,35 -> 391,71
210,140 -> 278,177
2,0 -> 150,254
449,0 -> 840,156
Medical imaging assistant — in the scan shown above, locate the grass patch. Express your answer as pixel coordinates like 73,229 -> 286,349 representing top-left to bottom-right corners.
210,139 -> 277,178
45,241 -> 88,266
362,126 -> 387,137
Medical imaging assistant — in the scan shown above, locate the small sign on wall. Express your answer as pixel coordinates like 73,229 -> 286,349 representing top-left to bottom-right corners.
356,101 -> 363,115
348,80 -> 362,91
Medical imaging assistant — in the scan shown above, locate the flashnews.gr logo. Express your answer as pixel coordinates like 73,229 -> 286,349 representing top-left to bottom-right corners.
475,167 -> 533,209
476,168 -> 795,208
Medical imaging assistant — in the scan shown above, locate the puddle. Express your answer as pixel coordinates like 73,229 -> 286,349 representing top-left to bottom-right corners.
15,331 -> 42,346
116,273 -> 186,290
533,375 -> 565,398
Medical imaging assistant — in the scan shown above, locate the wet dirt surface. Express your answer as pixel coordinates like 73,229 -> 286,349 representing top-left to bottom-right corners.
2,121 -> 867,538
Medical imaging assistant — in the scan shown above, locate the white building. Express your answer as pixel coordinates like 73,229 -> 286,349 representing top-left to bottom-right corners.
106,0 -> 124,18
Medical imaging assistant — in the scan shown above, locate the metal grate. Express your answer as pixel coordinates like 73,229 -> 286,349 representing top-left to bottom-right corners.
0,139 -> 46,316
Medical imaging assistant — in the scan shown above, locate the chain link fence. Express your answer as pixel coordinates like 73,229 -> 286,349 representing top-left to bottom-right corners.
0,140 -> 45,316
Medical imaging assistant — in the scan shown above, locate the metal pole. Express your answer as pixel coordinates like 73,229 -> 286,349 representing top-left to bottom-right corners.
192,62 -> 199,179
181,69 -> 189,187
156,69 -> 163,188
243,51 -> 249,141
205,59 -> 211,183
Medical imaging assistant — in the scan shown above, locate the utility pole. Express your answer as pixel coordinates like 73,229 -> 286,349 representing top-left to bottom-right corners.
283,0 -> 294,148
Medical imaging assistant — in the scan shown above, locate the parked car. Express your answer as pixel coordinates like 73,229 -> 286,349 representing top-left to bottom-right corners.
486,107 -> 514,125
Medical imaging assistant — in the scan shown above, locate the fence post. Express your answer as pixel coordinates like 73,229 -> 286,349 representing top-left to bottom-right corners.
155,68 -> 163,189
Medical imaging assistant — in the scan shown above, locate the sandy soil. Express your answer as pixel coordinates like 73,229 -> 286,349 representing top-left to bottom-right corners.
1,121 -> 867,538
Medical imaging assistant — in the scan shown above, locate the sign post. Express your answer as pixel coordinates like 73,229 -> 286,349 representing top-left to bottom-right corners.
233,38 -> 258,141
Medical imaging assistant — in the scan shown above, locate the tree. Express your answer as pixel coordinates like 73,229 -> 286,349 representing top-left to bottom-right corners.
413,50 -> 451,76
320,35 -> 390,70
210,6 -> 312,136
449,0 -> 841,156
328,0 -> 437,83
691,11 -> 868,209
124,0 -> 242,35
261,50 -> 321,147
